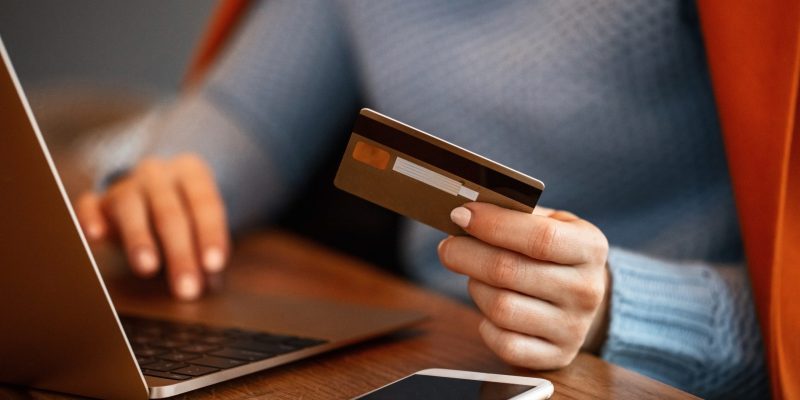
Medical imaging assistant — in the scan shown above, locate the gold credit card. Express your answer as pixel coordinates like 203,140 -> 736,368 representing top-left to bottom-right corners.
334,109 -> 545,235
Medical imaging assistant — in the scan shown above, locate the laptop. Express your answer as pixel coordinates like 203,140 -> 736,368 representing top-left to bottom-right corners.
0,37 -> 425,399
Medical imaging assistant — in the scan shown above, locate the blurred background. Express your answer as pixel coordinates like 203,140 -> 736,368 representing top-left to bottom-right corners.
0,0 -> 215,193
0,0 -> 214,94
0,0 -> 402,271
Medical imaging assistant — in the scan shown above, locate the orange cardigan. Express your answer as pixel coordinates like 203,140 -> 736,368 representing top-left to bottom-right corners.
186,1 -> 800,398
698,2 -> 800,399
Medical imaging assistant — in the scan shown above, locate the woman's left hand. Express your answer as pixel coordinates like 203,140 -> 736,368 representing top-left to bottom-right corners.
438,202 -> 610,369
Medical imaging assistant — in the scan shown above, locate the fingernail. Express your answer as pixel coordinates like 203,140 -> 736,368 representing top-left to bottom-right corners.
203,247 -> 225,273
136,248 -> 158,274
86,224 -> 103,240
176,274 -> 201,300
437,235 -> 453,253
450,207 -> 472,228
437,238 -> 451,265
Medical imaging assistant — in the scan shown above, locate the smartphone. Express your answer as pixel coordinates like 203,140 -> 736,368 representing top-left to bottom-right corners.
353,368 -> 554,400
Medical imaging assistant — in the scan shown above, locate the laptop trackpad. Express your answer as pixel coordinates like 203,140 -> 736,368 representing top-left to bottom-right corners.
104,271 -> 425,343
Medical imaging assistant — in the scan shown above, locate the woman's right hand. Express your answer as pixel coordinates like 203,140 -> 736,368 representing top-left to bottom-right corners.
75,153 -> 230,301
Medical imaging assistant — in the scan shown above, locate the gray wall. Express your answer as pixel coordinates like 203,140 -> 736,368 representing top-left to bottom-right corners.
0,0 -> 216,94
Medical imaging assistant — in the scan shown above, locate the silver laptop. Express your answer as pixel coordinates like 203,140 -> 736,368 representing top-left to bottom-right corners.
0,37 -> 425,399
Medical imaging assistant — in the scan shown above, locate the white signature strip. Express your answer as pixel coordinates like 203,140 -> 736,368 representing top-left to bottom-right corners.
392,157 -> 478,200
458,185 -> 479,201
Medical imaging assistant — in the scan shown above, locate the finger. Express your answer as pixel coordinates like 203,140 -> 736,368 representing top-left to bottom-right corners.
439,236 -> 575,303
138,159 -> 203,300
468,279 -> 587,348
103,181 -> 160,277
172,154 -> 230,274
479,318 -> 574,370
546,209 -> 581,222
450,202 -> 602,265
76,192 -> 109,241
532,205 -> 554,217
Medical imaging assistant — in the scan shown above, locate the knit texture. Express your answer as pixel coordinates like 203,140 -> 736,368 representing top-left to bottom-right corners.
86,1 -> 768,397
606,247 -> 768,398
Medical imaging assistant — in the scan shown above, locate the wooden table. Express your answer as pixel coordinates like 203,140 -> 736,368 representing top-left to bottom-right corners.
0,232 -> 697,399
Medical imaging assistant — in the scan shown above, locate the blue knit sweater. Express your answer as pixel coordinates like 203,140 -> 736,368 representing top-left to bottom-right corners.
86,1 -> 767,397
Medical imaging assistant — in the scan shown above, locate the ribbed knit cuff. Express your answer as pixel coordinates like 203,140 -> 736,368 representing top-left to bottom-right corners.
601,247 -> 725,391
84,107 -> 162,191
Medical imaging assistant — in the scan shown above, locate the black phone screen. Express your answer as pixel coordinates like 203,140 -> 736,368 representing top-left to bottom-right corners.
359,374 -> 536,400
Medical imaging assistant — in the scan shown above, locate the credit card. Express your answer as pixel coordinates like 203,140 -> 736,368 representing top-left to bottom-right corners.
334,109 -> 545,235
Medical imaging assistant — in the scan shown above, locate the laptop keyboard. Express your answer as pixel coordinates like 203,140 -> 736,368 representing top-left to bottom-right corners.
121,316 -> 328,381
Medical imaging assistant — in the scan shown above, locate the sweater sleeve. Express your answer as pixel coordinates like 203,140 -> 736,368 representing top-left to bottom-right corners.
85,0 -> 360,231
602,246 -> 770,399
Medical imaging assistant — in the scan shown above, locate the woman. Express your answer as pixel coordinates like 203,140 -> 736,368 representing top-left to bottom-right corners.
75,1 -> 767,398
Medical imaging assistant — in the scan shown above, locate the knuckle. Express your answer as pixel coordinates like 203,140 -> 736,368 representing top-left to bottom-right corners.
562,313 -> 588,344
466,278 -> 481,297
573,279 -> 605,311
154,213 -> 187,237
527,221 -> 558,260
486,252 -> 518,286
155,201 -> 184,219
136,157 -> 164,174
107,178 -> 134,197
173,153 -> 209,172
552,354 -> 573,370
554,347 -> 579,369
486,214 -> 504,238
193,196 -> 224,215
495,335 -> 524,365
489,291 -> 518,325
105,187 -> 124,205
106,185 -> 135,216
588,229 -> 609,264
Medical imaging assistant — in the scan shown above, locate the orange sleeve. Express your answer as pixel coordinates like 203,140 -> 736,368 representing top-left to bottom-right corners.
698,1 -> 800,398
183,0 -> 253,89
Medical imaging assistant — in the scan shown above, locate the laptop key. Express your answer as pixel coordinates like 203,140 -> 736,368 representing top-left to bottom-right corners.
167,324 -> 204,334
210,348 -> 269,361
159,352 -> 200,362
191,356 -> 246,369
133,347 -> 166,357
143,370 -> 191,381
152,339 -> 188,349
172,365 -> 220,377
145,360 -> 189,372
139,325 -> 164,336
136,356 -> 158,366
167,331 -> 199,342
180,344 -> 221,353
122,316 -> 331,377
201,335 -> 228,344
130,335 -> 157,345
